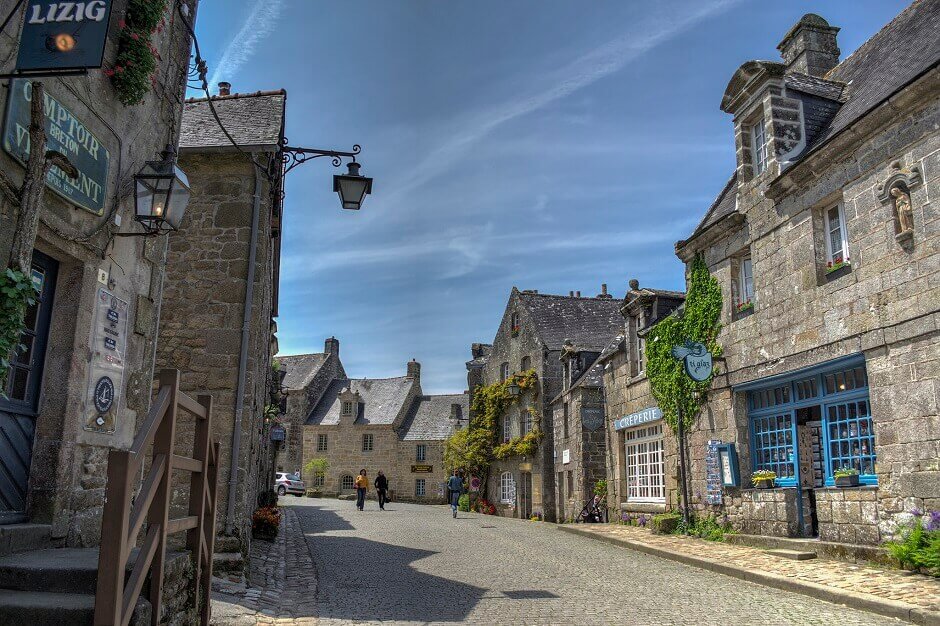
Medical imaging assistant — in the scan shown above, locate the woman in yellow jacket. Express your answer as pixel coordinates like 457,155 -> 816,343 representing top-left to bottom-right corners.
354,469 -> 368,511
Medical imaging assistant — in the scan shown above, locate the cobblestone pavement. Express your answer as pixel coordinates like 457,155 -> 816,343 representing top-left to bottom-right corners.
211,506 -> 318,625
568,523 -> 940,616
294,498 -> 905,625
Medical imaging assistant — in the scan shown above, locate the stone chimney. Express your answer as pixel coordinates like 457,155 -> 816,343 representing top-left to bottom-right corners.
777,14 -> 840,77
324,336 -> 339,356
407,359 -> 421,381
218,82 -> 231,96
597,283 -> 612,299
629,279 -> 640,292
575,291 -> 581,297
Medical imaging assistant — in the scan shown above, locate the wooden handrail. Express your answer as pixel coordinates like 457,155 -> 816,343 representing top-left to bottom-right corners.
94,370 -> 219,626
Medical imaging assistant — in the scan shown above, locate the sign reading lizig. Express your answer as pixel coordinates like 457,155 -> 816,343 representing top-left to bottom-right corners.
3,79 -> 110,215
16,1 -> 113,72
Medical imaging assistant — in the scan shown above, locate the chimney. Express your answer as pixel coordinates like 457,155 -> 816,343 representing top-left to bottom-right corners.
407,359 -> 421,381
576,291 -> 581,298
597,283 -> 612,299
218,82 -> 231,96
325,336 -> 339,356
629,279 -> 640,292
569,291 -> 574,297
777,14 -> 840,77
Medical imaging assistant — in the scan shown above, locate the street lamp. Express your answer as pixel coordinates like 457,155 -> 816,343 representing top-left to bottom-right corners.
134,145 -> 191,234
507,380 -> 521,397
333,161 -> 373,210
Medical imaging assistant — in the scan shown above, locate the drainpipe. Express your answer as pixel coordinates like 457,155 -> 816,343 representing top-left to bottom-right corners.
225,155 -> 262,535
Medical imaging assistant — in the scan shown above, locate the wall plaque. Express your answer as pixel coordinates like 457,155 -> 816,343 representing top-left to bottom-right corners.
705,440 -> 723,505
84,288 -> 128,434
580,406 -> 604,432
411,464 -> 433,473
3,79 -> 110,215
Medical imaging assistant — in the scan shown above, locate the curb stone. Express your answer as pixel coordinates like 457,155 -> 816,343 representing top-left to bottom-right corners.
557,525 -> 940,626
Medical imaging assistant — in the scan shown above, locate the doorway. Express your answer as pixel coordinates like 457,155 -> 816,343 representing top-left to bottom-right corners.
796,405 -> 823,537
519,471 -> 532,518
0,250 -> 58,524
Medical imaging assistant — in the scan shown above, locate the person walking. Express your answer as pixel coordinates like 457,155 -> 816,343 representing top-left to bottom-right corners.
447,470 -> 463,518
354,469 -> 368,511
375,470 -> 389,510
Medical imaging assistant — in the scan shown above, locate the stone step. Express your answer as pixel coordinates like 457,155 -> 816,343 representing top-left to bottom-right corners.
0,523 -> 55,557
726,533 -> 891,565
0,547 -> 130,595
766,548 -> 817,560
213,551 -> 244,575
0,589 -> 151,626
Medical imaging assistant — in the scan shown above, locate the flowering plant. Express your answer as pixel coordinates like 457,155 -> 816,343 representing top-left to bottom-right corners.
735,299 -> 754,313
252,506 -> 281,539
751,469 -> 776,486
825,257 -> 850,274
833,466 -> 859,478
108,0 -> 168,105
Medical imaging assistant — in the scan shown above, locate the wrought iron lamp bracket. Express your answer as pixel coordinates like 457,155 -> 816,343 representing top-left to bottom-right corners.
280,143 -> 361,175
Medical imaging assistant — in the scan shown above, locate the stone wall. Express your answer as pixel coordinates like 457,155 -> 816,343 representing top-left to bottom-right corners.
552,386 -> 606,521
815,487 -> 881,545
280,351 -> 344,472
734,489 -> 801,538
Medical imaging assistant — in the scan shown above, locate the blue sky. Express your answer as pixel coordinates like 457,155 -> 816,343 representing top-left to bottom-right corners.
191,0 -> 909,393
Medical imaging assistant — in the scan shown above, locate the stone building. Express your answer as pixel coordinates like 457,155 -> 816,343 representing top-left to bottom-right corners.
299,358 -> 469,503
0,0 -> 196,551
468,286 -> 622,521
275,337 -> 347,473
157,85 -> 286,564
673,3 -> 939,546
599,281 -> 684,520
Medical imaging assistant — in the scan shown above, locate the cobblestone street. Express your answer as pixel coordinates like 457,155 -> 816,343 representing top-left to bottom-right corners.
214,497 -> 910,625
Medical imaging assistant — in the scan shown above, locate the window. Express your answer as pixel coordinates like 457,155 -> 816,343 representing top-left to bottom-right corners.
362,433 -> 374,452
341,401 -> 354,416
624,423 -> 666,502
500,362 -> 510,381
313,472 -> 325,488
562,402 -> 569,439
502,416 -> 512,443
566,471 -> 573,501
416,444 -> 427,461
341,475 -> 354,490
521,408 -> 532,434
510,312 -> 520,335
316,434 -> 328,452
824,203 -> 849,265
750,412 -> 796,484
751,117 -> 768,175
739,256 -> 754,305
825,398 -> 875,479
415,479 -> 426,497
500,471 -> 514,504
521,356 -> 531,371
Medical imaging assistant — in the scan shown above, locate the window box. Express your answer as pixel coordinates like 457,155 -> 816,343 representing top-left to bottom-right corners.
835,474 -> 860,488
734,299 -> 754,319
754,478 -> 775,489
511,325 -> 520,338
825,258 -> 850,275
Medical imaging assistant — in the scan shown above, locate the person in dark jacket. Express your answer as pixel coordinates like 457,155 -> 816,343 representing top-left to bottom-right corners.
375,470 -> 389,510
446,470 -> 463,518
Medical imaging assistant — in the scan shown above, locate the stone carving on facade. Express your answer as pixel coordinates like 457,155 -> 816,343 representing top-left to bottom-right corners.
890,186 -> 914,234
876,163 -> 922,246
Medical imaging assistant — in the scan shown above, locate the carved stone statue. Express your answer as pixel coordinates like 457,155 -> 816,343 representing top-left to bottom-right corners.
890,186 -> 914,234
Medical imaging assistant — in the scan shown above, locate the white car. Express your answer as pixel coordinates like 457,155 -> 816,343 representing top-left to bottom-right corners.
275,472 -> 305,496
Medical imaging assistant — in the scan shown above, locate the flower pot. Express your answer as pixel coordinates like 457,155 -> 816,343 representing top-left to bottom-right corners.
754,478 -> 775,489
835,474 -> 860,487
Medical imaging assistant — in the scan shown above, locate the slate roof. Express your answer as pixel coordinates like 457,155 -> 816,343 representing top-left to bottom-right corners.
278,353 -> 329,391
466,344 -> 493,368
686,174 -> 737,240
306,377 -> 414,426
399,394 -> 469,441
517,291 -> 624,352
784,73 -> 846,102
180,91 -> 286,151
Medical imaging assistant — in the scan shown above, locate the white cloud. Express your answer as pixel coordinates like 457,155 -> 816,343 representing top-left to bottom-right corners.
209,0 -> 285,88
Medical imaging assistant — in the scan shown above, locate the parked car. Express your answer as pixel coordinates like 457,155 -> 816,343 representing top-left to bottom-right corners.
275,472 -> 305,496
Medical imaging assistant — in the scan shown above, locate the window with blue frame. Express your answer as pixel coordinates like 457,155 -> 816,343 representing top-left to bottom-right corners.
745,356 -> 876,488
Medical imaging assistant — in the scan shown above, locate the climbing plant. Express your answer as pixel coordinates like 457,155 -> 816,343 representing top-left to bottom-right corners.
107,0 -> 168,106
646,254 -> 723,431
0,268 -> 38,390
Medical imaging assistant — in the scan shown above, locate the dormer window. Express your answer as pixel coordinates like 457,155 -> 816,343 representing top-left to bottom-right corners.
341,401 -> 354,416
750,117 -> 768,175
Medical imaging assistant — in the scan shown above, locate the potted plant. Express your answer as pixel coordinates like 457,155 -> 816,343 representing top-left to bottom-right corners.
833,466 -> 860,487
825,257 -> 851,275
252,505 -> 281,541
735,299 -> 754,314
752,469 -> 776,489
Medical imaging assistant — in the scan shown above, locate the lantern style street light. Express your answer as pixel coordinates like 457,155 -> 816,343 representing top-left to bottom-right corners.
134,145 -> 191,234
333,161 -> 373,210
507,380 -> 521,397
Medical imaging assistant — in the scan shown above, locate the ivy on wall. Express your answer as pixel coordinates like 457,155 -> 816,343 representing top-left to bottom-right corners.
645,254 -> 723,431
0,269 -> 38,390
444,370 -> 541,481
107,0 -> 168,106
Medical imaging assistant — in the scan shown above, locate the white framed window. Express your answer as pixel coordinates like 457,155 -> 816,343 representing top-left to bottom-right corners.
341,475 -> 354,490
500,471 -> 514,504
510,312 -> 520,334
739,256 -> 754,304
502,416 -> 512,443
824,203 -> 850,265
416,444 -> 427,461
415,479 -> 426,497
520,408 -> 532,435
500,362 -> 510,381
313,472 -> 325,488
316,433 -> 328,451
751,118 -> 768,175
624,423 -> 666,503
362,433 -> 374,452
341,401 -> 354,416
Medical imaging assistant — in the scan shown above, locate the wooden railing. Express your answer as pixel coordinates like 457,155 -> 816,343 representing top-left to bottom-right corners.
94,369 -> 220,626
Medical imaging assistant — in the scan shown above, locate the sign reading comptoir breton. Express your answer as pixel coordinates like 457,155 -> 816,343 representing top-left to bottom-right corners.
613,406 -> 663,430
3,80 -> 110,215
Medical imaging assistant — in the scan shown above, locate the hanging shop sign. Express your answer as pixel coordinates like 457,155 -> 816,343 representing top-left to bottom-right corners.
671,341 -> 713,382
705,441 -> 723,505
613,406 -> 662,431
2,79 -> 110,215
15,1 -> 114,73
84,288 -> 128,434
270,426 -> 286,442
411,464 -> 433,473
580,406 -> 604,432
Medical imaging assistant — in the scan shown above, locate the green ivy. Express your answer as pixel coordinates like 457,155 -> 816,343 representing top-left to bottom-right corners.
0,268 -> 39,391
645,254 -> 723,431
108,0 -> 167,106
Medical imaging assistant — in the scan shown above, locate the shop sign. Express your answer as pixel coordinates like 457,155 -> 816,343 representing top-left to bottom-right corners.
16,1 -> 113,72
613,406 -> 662,431
3,79 -> 111,215
562,449 -> 570,464
270,426 -> 286,442
705,441 -> 723,505
580,406 -> 604,431
671,341 -> 713,382
411,464 -> 433,473
84,288 -> 128,434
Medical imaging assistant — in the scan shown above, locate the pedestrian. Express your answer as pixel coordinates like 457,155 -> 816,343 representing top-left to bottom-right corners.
447,470 -> 463,518
375,470 -> 389,510
354,469 -> 368,511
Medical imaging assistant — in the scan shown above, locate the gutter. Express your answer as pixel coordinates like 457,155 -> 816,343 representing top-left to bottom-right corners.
225,153 -> 262,535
